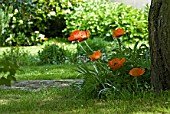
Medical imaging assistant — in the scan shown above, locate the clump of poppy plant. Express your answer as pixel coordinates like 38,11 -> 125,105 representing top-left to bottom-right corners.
108,58 -> 125,70
129,68 -> 145,77
68,28 -> 150,98
68,30 -> 90,42
112,28 -> 124,38
88,50 -> 102,60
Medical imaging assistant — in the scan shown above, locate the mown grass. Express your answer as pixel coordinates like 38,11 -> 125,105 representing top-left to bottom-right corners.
0,88 -> 170,114
16,64 -> 79,80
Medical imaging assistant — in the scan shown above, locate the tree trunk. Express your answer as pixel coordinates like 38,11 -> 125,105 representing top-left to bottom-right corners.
148,0 -> 170,92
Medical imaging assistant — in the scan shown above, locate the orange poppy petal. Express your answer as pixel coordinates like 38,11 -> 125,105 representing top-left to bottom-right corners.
68,30 -> 90,42
112,28 -> 124,38
85,30 -> 90,37
77,30 -> 90,42
129,68 -> 145,77
77,38 -> 87,42
70,30 -> 81,37
108,58 -> 125,70
88,50 -> 102,60
68,36 -> 78,41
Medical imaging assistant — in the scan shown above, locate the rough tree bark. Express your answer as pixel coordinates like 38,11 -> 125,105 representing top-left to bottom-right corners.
149,0 -> 170,92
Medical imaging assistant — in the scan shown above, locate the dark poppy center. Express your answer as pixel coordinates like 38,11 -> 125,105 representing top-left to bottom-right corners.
113,62 -> 118,66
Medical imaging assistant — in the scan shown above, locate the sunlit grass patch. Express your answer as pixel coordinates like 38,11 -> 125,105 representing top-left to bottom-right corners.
0,99 -> 9,105
16,64 -> 79,80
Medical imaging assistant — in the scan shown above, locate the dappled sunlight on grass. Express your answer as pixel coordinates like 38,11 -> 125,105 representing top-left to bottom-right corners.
0,88 -> 170,113
0,99 -> 9,105
16,64 -> 79,80
0,94 -> 21,106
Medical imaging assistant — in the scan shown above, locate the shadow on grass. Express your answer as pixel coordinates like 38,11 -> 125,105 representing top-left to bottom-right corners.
0,88 -> 170,114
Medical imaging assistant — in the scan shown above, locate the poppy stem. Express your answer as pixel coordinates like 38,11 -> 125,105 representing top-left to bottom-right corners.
84,41 -> 93,52
78,43 -> 87,53
135,77 -> 138,92
117,38 -> 121,51
98,60 -> 110,72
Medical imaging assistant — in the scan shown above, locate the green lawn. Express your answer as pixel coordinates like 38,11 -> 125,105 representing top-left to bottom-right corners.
0,88 -> 170,114
0,64 -> 170,114
16,64 -> 79,80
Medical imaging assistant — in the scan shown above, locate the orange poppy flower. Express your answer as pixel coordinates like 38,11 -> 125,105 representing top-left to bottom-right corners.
108,58 -> 125,70
129,68 -> 145,77
44,38 -> 49,41
40,39 -> 43,43
88,50 -> 102,60
112,28 -> 124,38
68,30 -> 90,42
53,39 -> 57,42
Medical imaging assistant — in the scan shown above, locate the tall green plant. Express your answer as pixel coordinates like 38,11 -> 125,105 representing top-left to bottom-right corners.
38,44 -> 67,64
0,59 -> 19,86
2,47 -> 38,66
0,4 -> 13,46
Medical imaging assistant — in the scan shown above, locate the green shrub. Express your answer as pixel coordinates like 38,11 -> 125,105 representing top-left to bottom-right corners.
2,0 -> 85,46
63,1 -> 149,44
2,47 -> 39,66
0,4 -> 13,46
0,59 -> 19,86
38,44 -> 66,64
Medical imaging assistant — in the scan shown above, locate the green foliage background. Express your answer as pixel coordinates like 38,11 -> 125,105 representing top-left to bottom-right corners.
63,1 -> 149,44
0,0 -> 84,46
0,0 -> 149,46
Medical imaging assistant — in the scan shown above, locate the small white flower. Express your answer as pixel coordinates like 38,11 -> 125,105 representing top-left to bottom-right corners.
11,25 -> 15,28
64,9 -> 71,14
13,17 -> 16,21
1,29 -> 5,34
49,11 -> 56,16
5,37 -> 12,42
28,21 -> 33,24
35,31 -> 39,34
39,34 -> 45,38
52,42 -> 55,45
9,14 -> 13,17
19,20 -> 23,24
67,1 -> 72,7
47,14 -> 50,17
14,9 -> 18,13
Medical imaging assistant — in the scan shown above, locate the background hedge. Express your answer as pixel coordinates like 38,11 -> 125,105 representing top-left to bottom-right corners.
0,0 -> 149,46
